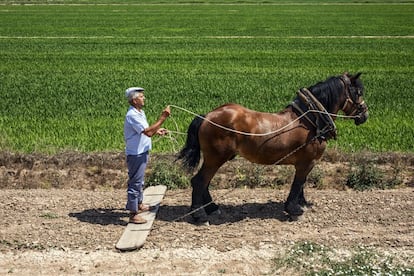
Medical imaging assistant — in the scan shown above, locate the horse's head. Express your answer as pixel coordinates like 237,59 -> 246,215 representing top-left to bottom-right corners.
340,72 -> 368,125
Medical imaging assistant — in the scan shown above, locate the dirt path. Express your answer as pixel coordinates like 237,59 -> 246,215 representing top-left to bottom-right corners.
0,187 -> 413,275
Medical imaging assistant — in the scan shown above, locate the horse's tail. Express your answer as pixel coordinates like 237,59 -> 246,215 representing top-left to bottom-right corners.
176,115 -> 204,171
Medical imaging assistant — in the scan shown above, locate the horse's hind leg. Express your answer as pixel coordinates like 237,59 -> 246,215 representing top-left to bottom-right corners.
190,164 -> 221,222
203,187 -> 220,215
202,154 -> 236,215
190,151 -> 231,222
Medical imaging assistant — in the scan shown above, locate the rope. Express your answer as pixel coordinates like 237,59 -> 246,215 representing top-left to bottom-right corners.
168,104 -> 357,137
167,130 -> 187,135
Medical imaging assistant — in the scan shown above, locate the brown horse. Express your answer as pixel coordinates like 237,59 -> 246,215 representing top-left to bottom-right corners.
177,73 -> 368,222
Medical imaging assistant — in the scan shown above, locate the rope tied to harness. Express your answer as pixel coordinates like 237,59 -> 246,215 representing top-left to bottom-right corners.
168,104 -> 356,138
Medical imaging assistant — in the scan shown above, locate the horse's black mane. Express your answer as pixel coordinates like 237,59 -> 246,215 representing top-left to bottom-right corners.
307,76 -> 343,113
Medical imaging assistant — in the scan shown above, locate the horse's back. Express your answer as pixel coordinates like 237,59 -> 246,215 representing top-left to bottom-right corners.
205,103 -> 292,133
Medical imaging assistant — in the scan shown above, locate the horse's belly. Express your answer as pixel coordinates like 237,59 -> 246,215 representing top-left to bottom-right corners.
239,147 -> 291,165
238,136 -> 325,165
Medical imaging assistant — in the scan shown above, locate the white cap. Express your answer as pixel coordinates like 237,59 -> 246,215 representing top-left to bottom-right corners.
125,87 -> 144,99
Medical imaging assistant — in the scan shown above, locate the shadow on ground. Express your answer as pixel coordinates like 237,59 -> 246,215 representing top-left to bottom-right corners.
69,201 -> 289,226
69,208 -> 128,226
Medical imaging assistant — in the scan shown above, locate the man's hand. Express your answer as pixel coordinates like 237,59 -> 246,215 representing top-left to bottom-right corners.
161,105 -> 171,118
157,128 -> 168,136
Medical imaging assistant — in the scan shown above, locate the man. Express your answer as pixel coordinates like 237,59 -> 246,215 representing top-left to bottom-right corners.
124,87 -> 170,224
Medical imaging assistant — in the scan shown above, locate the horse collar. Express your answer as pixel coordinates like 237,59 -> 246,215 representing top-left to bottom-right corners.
292,88 -> 337,140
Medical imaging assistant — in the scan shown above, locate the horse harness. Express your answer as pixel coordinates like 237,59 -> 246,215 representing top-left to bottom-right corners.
290,75 -> 364,141
290,88 -> 337,141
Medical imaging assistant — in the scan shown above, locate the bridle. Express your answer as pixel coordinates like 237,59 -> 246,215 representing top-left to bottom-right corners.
340,75 -> 367,117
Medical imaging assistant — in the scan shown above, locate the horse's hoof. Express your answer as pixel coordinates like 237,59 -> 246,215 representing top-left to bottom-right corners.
288,215 -> 299,222
191,215 -> 209,225
288,214 -> 305,222
195,220 -> 210,226
191,205 -> 208,223
209,208 -> 222,216
192,216 -> 210,226
299,200 -> 314,209
205,202 -> 220,216
284,202 -> 304,217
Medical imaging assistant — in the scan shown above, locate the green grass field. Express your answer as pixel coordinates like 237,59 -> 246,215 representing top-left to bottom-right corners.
0,1 -> 413,153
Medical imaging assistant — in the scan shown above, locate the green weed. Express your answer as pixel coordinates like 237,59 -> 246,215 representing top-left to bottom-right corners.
272,241 -> 414,276
273,241 -> 329,272
146,159 -> 190,190
1,240 -> 46,251
307,167 -> 325,189
233,164 -> 268,188
346,161 -> 403,191
39,212 -> 59,219
346,163 -> 384,191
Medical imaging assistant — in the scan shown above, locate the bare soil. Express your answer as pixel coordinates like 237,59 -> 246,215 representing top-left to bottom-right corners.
0,151 -> 413,275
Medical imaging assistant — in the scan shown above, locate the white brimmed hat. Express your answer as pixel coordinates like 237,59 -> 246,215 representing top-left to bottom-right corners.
125,87 -> 144,98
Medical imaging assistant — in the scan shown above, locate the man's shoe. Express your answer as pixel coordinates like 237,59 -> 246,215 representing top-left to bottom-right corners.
129,213 -> 147,224
138,204 -> 155,213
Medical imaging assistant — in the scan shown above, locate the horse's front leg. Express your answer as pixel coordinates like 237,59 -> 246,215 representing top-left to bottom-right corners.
285,162 -> 314,216
298,186 -> 313,208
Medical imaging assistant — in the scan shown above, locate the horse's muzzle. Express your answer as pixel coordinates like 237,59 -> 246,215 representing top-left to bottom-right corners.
354,103 -> 369,125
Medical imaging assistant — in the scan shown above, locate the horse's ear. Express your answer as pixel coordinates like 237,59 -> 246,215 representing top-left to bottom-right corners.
353,72 -> 362,80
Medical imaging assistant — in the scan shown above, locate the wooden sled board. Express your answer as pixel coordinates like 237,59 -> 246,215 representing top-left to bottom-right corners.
116,185 -> 167,251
